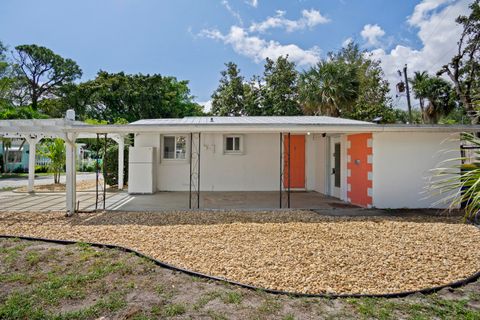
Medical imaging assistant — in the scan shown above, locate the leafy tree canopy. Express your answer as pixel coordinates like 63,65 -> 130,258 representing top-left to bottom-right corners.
260,56 -> 302,116
69,71 -> 203,123
13,44 -> 82,110
211,62 -> 246,116
438,0 -> 480,124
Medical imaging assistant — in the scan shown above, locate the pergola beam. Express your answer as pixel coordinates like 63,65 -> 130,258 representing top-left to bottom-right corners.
24,134 -> 43,193
63,132 -> 78,216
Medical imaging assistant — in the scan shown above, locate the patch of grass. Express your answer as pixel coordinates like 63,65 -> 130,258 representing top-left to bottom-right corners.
26,251 -> 41,266
425,296 -> 480,319
0,292 -> 48,320
57,292 -> 127,320
258,298 -> 282,314
206,309 -> 229,320
282,314 -> 295,320
222,291 -> 243,304
347,298 -> 394,320
0,273 -> 34,284
154,284 -> 176,300
0,243 -> 29,265
151,305 -> 162,315
469,292 -> 480,301
77,243 -> 105,261
163,303 -> 186,317
0,186 -> 16,191
34,273 -> 87,305
193,291 -> 222,310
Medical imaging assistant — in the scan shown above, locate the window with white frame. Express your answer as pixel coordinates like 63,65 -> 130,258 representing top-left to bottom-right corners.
7,150 -> 23,163
163,135 -> 187,160
224,135 -> 243,154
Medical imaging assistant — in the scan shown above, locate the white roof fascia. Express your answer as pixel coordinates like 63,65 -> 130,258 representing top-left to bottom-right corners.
64,123 -> 478,134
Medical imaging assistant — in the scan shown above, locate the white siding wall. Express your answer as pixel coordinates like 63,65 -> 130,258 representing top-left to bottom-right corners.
134,132 -> 326,192
372,131 -> 461,208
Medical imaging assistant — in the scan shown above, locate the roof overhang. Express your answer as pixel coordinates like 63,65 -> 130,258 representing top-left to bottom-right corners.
0,118 -> 478,137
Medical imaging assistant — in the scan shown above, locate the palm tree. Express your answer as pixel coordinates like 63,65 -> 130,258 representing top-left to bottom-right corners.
409,71 -> 429,123
410,72 -> 456,124
299,60 -> 359,117
38,139 -> 65,184
423,77 -> 456,124
430,133 -> 480,224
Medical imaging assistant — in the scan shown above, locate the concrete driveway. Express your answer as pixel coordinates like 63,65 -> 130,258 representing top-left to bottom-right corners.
0,190 -> 358,212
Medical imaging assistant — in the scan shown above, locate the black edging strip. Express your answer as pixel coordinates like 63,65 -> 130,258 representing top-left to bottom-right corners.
1,234 -> 480,299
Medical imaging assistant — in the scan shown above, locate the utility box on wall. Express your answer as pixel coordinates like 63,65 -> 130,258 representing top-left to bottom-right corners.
128,147 -> 156,194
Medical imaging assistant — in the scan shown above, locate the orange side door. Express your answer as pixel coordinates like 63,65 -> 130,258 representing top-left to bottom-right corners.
283,135 -> 305,189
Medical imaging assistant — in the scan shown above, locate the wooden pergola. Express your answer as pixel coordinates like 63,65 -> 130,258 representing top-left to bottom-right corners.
0,118 -> 125,215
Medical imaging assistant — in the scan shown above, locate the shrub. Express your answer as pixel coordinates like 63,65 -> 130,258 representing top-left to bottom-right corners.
12,166 -> 26,173
34,165 -> 49,173
103,140 -> 129,187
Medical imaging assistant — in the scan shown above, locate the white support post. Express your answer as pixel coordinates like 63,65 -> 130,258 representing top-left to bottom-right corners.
118,136 -> 125,190
64,133 -> 78,216
25,135 -> 40,193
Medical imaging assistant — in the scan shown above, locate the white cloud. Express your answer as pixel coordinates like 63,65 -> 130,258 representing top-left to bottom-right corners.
342,37 -> 353,48
246,0 -> 258,8
368,0 -> 470,109
249,9 -> 330,33
361,24 -> 386,46
198,100 -> 212,112
222,0 -> 243,25
200,25 -> 321,66
408,0 -> 452,25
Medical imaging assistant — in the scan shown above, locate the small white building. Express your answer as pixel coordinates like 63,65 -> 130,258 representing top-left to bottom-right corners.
127,116 -> 473,209
0,115 -> 476,214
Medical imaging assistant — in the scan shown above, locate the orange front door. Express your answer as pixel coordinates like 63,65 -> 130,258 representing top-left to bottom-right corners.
283,135 -> 305,189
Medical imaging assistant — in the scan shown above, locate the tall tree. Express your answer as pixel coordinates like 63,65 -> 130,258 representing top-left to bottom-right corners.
438,0 -> 480,124
330,43 -> 396,123
422,77 -> 457,124
0,41 -> 13,106
13,44 -> 82,110
211,62 -> 246,116
70,71 -> 202,123
243,75 -> 263,116
299,60 -> 359,117
409,71 -> 429,123
260,56 -> 301,115
410,72 -> 456,124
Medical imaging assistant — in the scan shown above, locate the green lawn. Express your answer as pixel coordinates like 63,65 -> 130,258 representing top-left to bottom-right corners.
0,173 -> 56,180
0,238 -> 479,319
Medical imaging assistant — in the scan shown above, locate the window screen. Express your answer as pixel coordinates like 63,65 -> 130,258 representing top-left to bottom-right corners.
163,136 -> 175,159
225,136 -> 241,152
175,136 -> 186,159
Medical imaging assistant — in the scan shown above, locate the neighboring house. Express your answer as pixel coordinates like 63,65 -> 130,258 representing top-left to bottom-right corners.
0,139 -> 92,172
0,139 -> 30,172
128,116 -> 471,209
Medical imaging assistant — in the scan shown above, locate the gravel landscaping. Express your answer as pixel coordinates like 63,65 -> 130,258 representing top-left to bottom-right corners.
0,210 -> 479,296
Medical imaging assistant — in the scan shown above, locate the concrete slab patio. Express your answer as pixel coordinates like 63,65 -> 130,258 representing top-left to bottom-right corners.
0,190 -> 356,212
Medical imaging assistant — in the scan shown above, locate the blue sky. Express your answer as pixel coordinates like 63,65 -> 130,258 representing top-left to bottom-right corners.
0,0 -> 470,110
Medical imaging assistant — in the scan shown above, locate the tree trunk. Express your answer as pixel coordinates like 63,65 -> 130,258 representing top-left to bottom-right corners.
419,98 -> 426,124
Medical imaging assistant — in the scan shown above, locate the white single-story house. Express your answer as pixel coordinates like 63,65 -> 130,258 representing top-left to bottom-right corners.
127,116 -> 473,209
0,114 -> 477,214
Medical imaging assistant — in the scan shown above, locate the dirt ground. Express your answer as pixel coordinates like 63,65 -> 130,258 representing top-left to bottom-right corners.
0,210 -> 479,296
0,238 -> 479,320
14,180 -> 111,193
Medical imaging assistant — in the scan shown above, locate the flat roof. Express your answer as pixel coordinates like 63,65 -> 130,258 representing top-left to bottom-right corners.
130,116 -> 372,126
0,116 -> 477,135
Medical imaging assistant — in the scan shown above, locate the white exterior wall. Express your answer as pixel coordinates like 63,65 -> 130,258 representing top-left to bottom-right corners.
313,134 -> 327,194
372,131 -> 461,209
133,132 -> 326,192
